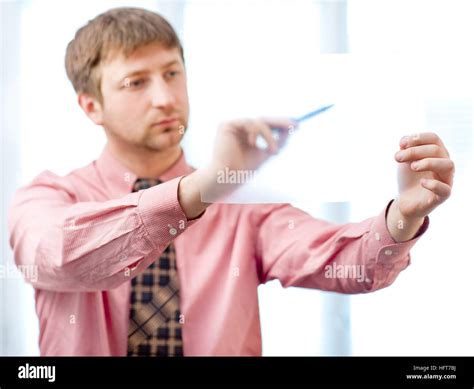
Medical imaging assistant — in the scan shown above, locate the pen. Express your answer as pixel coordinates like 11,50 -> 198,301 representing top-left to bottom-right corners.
293,104 -> 334,124
257,104 -> 334,149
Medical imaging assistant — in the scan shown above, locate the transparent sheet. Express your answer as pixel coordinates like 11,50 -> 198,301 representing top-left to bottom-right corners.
198,54 -> 429,204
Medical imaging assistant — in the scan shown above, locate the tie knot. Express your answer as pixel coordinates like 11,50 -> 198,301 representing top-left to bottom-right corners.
132,178 -> 163,193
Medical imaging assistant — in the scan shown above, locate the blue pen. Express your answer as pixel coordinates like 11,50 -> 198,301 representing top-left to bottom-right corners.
257,104 -> 334,149
293,104 -> 334,124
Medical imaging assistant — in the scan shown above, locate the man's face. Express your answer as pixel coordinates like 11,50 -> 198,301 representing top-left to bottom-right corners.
98,42 -> 189,152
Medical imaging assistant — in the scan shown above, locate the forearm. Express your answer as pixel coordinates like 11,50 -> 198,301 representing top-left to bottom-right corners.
386,199 -> 425,243
8,175 -> 195,291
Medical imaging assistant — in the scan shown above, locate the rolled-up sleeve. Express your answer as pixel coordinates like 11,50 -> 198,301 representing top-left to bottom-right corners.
255,200 -> 429,293
7,171 -> 201,292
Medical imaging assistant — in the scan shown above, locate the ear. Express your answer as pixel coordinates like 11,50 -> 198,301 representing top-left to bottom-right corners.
78,93 -> 104,125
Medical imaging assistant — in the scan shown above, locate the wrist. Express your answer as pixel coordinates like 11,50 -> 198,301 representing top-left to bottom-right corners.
386,199 -> 425,243
178,170 -> 210,220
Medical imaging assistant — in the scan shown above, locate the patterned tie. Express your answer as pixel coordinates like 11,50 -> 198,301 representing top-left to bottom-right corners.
128,178 -> 184,357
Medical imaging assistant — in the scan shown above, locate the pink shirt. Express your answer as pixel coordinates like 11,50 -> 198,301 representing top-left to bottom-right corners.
7,147 -> 428,356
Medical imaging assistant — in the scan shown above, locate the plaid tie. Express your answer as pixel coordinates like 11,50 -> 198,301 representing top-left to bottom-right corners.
128,178 -> 184,356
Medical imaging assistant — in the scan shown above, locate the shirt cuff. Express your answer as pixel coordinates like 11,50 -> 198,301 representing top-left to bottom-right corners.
371,199 -> 429,265
136,176 -> 203,247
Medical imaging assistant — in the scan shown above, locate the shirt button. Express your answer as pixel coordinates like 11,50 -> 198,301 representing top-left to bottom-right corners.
384,249 -> 393,256
375,232 -> 381,241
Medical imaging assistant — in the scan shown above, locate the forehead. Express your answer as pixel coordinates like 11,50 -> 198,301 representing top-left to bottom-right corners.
101,42 -> 183,80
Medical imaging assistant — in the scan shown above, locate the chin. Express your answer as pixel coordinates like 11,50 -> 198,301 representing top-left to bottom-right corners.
146,131 -> 183,151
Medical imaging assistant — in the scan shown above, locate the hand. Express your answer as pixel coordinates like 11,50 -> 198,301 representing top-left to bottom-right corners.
179,117 -> 296,216
386,132 -> 455,242
200,117 -> 297,201
211,117 -> 296,172
395,132 -> 454,219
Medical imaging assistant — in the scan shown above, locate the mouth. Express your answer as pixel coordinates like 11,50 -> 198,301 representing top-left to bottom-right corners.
152,118 -> 178,128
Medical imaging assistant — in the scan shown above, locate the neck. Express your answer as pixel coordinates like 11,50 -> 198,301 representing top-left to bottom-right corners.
105,141 -> 182,178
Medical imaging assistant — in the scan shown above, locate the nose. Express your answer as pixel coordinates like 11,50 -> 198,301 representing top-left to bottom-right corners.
150,77 -> 176,110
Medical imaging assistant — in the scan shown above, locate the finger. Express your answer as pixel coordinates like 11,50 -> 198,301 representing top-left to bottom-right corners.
399,132 -> 447,153
395,144 -> 445,162
420,178 -> 452,202
247,127 -> 258,147
410,158 -> 455,185
228,119 -> 256,147
261,118 -> 297,151
256,122 -> 279,153
242,120 -> 278,152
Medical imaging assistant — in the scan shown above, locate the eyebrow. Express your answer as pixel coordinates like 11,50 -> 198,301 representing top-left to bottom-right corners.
121,60 -> 181,80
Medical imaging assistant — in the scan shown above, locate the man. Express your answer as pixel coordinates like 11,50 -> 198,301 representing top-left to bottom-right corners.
7,7 -> 454,356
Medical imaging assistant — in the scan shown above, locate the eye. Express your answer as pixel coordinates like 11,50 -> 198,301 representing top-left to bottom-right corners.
165,70 -> 180,79
131,79 -> 144,87
123,78 -> 147,89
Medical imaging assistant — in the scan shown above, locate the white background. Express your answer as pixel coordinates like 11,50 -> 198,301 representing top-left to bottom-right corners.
1,0 -> 473,355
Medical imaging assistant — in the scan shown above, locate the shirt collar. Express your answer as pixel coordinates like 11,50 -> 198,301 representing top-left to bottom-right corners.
95,145 -> 194,197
